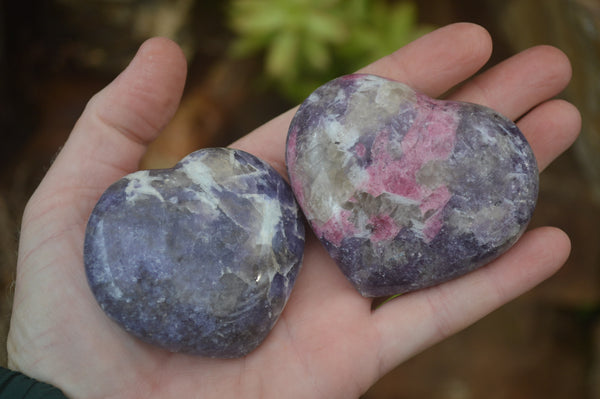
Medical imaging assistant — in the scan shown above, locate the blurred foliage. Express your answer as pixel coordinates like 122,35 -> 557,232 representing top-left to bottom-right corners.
228,0 -> 434,102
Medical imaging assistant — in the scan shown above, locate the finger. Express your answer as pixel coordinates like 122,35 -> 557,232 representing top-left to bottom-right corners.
359,22 -> 492,96
231,23 -> 493,175
372,226 -> 571,374
36,38 -> 187,198
449,45 -> 572,121
516,99 -> 581,171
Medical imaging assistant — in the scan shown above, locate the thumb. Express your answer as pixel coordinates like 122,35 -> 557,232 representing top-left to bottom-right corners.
34,37 -> 187,204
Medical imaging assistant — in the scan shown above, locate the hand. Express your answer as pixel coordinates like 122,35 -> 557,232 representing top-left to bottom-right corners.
7,23 -> 580,399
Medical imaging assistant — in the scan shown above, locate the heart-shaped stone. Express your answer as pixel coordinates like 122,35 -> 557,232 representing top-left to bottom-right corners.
286,74 -> 538,297
84,148 -> 305,357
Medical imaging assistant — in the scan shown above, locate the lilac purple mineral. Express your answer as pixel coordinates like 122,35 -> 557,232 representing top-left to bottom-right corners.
84,148 -> 305,358
286,74 -> 538,297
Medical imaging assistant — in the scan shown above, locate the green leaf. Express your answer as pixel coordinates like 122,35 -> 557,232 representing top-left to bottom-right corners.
228,35 -> 270,58
302,36 -> 331,71
343,0 -> 369,23
265,31 -> 299,79
304,12 -> 347,43
226,0 -> 436,102
230,2 -> 287,35
388,2 -> 418,42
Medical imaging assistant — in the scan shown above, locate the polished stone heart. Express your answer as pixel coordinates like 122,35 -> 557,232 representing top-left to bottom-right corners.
286,74 -> 538,297
84,148 -> 305,357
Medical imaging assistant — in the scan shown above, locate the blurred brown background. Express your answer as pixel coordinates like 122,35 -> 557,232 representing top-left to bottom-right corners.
1,0 -> 599,397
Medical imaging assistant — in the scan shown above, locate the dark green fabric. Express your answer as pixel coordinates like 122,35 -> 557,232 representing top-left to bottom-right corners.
0,367 -> 67,398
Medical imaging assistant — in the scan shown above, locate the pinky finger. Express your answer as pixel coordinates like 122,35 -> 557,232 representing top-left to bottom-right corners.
372,226 -> 571,376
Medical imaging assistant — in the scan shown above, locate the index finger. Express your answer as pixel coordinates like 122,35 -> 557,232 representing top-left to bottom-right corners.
230,23 -> 493,176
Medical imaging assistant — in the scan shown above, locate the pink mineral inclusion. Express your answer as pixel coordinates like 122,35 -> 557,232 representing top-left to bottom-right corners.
340,74 -> 361,82
355,142 -> 367,158
368,214 -> 401,242
362,95 -> 460,242
313,209 -> 358,246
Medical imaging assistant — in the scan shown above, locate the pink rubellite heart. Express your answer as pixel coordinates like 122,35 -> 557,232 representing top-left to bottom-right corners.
286,74 -> 538,297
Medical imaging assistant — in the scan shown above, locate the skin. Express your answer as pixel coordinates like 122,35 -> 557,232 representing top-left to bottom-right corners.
7,23 -> 580,398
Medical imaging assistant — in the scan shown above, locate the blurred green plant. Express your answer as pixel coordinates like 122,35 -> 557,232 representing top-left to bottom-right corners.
228,0 -> 434,102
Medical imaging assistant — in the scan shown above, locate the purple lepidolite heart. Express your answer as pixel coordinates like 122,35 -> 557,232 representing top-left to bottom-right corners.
286,74 -> 538,297
84,148 -> 305,357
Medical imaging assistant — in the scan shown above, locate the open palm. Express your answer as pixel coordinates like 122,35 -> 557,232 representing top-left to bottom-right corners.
7,23 -> 580,399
